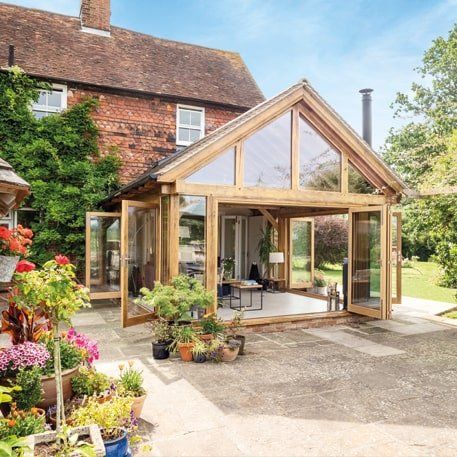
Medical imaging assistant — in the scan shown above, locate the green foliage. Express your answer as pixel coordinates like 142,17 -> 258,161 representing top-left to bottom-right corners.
383,25 -> 457,288
71,367 -> 111,397
0,67 -> 120,270
0,411 -> 45,439
314,271 -> 327,287
171,325 -> 196,344
0,435 -> 30,457
199,314 -> 225,336
0,386 -> 21,406
137,275 -> 213,323
151,319 -> 171,343
116,361 -> 145,398
53,425 -> 96,457
13,367 -> 42,411
257,225 -> 275,275
70,396 -> 133,441
314,216 -> 348,268
41,336 -> 84,375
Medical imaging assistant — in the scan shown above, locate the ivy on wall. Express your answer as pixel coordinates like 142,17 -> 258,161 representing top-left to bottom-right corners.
0,67 -> 121,271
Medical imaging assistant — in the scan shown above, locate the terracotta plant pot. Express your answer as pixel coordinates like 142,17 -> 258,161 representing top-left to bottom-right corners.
233,335 -> 246,355
177,342 -> 194,362
199,334 -> 214,342
131,394 -> 147,418
38,366 -> 80,409
220,345 -> 240,362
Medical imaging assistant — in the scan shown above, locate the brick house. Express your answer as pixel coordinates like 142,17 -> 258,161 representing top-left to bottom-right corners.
0,0 -> 264,191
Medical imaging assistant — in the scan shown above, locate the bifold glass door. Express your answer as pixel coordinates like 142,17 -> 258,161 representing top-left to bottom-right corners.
220,215 -> 248,279
348,207 -> 386,319
121,200 -> 159,327
85,212 -> 121,299
289,218 -> 314,289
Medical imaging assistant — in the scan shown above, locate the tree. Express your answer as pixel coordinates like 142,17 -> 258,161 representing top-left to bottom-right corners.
314,216 -> 348,268
383,25 -> 457,287
0,67 -> 120,271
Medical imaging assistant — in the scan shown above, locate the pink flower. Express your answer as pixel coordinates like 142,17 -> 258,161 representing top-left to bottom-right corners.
55,255 -> 70,265
0,342 -> 50,377
65,328 -> 99,364
15,260 -> 36,273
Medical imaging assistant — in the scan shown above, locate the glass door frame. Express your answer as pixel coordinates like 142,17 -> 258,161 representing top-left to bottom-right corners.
348,206 -> 388,319
391,211 -> 402,305
220,215 -> 248,279
121,200 -> 160,327
85,211 -> 122,300
289,217 -> 314,289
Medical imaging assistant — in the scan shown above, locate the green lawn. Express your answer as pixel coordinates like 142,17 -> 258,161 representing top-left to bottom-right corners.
444,310 -> 457,319
320,261 -> 456,304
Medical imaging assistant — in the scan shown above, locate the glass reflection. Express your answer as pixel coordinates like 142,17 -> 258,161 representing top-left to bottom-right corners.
186,148 -> 235,185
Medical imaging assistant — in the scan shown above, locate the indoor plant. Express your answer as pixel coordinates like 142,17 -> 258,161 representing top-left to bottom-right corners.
151,319 -> 172,360
116,361 -> 146,419
191,340 -> 207,363
226,310 -> 246,355
219,339 -> 241,362
70,396 -> 134,457
171,325 -> 197,362
199,313 -> 225,341
257,225 -> 275,278
221,257 -> 235,280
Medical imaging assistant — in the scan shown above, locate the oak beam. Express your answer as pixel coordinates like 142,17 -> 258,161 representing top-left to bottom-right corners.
258,208 -> 279,231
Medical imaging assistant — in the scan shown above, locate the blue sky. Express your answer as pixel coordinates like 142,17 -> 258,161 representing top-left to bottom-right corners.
6,0 -> 457,149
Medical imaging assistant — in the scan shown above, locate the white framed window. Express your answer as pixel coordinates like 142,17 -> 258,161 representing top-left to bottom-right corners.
176,105 -> 205,146
32,84 -> 67,119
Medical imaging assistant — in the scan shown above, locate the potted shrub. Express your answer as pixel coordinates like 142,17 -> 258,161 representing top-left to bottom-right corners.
191,340 -> 207,363
70,396 -> 135,457
151,320 -> 172,360
199,314 -> 225,341
314,272 -> 327,295
219,339 -> 241,362
136,274 -> 213,325
25,424 -> 104,457
71,366 -> 112,403
171,325 -> 196,362
116,361 -> 146,419
226,310 -> 246,355
0,225 -> 33,282
205,339 -> 224,363
13,366 -> 44,415
221,257 -> 235,280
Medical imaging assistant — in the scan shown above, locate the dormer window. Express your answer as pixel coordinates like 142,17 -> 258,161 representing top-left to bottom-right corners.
176,105 -> 205,146
32,84 -> 67,119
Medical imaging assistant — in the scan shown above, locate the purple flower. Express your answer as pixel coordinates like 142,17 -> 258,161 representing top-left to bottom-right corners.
0,342 -> 50,377
65,328 -> 99,364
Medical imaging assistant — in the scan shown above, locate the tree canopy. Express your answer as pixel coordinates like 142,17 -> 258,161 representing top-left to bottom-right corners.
383,25 -> 457,287
0,67 -> 120,271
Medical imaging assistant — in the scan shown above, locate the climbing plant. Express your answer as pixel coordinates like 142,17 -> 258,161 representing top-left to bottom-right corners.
0,66 -> 120,271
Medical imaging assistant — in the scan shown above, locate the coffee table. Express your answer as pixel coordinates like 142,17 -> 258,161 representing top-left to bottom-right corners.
229,283 -> 263,311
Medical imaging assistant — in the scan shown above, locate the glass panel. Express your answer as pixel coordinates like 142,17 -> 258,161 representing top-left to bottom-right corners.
351,211 -> 381,309
127,206 -> 157,319
89,215 -> 120,293
37,91 -> 47,106
290,219 -> 312,287
244,111 -> 292,188
299,116 -> 341,191
178,128 -> 190,142
161,196 -> 169,283
186,147 -> 235,185
179,196 -> 206,283
180,109 -> 191,125
189,129 -> 201,141
47,90 -> 62,108
348,162 -> 377,194
240,217 -> 247,279
33,111 -> 47,120
190,110 -> 201,126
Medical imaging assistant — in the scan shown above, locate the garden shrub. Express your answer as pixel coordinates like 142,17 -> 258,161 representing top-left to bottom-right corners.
314,216 -> 348,268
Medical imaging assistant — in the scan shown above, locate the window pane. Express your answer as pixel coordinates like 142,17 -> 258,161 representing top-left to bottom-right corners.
348,162 -> 377,194
299,116 -> 341,191
47,90 -> 62,108
37,91 -> 47,106
180,109 -> 191,125
244,111 -> 292,188
33,111 -> 47,119
189,129 -> 201,142
190,110 -> 201,127
186,147 -> 235,185
291,219 -> 312,287
179,196 -> 206,283
178,128 -> 190,142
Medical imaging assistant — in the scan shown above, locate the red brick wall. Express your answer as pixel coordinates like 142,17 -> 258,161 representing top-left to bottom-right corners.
80,0 -> 110,32
67,87 -> 244,184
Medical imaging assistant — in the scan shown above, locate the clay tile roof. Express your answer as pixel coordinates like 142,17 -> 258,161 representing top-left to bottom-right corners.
0,3 -> 264,109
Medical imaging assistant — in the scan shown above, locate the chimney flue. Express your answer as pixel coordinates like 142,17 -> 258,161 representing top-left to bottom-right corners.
359,88 -> 373,147
8,45 -> 14,67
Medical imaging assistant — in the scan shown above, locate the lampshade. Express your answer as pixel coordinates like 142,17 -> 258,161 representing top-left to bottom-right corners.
269,252 -> 284,264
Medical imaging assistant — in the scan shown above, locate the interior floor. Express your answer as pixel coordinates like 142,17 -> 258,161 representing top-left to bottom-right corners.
217,291 -> 343,320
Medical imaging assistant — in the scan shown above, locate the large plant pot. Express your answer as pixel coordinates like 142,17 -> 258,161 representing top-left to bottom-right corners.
177,342 -> 194,362
233,335 -> 246,355
38,366 -> 80,409
131,394 -> 147,419
24,425 -> 105,457
0,255 -> 19,282
199,334 -> 214,342
220,346 -> 240,362
152,341 -> 171,360
316,286 -> 327,295
104,428 -> 130,457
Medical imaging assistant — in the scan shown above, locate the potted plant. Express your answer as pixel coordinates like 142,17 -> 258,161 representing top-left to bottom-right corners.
151,319 -> 172,360
226,310 -> 246,355
205,339 -> 224,363
0,225 -> 33,282
171,325 -> 196,362
199,314 -> 225,341
257,225 -> 275,278
0,405 -> 46,439
137,274 -> 213,325
71,367 -> 112,403
314,272 -> 327,295
219,339 -> 241,362
13,366 -> 44,414
221,257 -> 235,280
116,361 -> 146,419
70,396 -> 135,457
191,340 -> 207,363
25,424 -> 103,457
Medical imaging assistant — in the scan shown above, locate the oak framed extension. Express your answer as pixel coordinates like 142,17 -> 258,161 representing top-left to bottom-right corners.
86,79 -> 407,327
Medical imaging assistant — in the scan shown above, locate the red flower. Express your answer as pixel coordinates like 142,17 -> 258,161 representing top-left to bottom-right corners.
15,260 -> 36,273
8,238 -> 21,253
0,227 -> 11,241
55,255 -> 70,265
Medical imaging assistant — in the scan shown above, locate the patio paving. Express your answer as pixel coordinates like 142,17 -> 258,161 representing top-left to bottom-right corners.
78,300 -> 457,456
